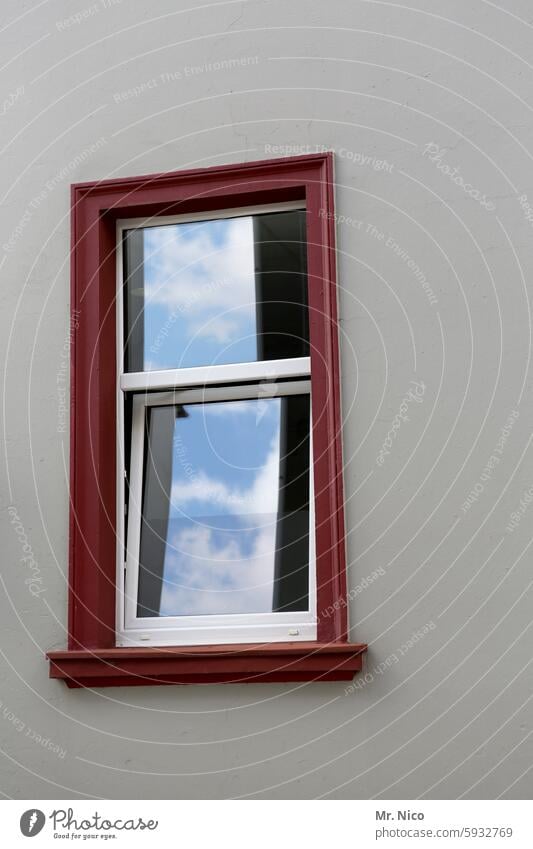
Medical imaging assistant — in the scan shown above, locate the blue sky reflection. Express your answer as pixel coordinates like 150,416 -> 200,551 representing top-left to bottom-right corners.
142,216 -> 257,370
157,397 -> 281,616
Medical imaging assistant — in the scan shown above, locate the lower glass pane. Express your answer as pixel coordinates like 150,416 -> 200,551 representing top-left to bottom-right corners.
136,394 -> 310,618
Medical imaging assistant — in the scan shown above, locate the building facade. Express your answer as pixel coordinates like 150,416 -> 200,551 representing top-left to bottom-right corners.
1,0 -> 531,799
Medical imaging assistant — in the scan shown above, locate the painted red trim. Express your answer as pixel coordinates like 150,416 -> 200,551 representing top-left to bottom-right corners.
54,152 -> 364,685
47,643 -> 367,688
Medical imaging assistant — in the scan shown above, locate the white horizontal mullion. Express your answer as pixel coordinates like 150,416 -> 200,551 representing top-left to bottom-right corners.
139,379 -> 310,408
120,356 -> 311,392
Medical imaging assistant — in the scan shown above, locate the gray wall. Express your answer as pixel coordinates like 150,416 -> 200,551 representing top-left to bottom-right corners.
1,0 -> 532,799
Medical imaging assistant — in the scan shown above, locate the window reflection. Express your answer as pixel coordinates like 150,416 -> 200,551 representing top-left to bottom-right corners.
136,395 -> 310,618
123,210 -> 309,372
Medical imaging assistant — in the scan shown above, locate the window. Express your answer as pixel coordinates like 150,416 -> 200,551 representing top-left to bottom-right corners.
47,154 -> 367,685
118,204 -> 315,646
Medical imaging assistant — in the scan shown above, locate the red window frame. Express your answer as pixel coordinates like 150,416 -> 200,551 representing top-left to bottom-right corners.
47,153 -> 367,687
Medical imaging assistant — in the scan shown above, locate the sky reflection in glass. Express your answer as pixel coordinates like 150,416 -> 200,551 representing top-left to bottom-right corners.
123,210 -> 308,371
137,396 -> 310,618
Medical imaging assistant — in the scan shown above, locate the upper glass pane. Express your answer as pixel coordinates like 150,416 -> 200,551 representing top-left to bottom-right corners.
136,394 -> 310,618
122,209 -> 309,372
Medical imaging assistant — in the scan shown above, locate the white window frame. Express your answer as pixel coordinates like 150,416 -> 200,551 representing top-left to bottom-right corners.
115,203 -> 316,647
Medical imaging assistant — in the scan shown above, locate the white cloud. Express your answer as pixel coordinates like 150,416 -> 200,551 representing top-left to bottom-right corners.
159,523 -> 277,615
143,217 -> 256,330
170,432 -> 281,518
190,316 -> 239,344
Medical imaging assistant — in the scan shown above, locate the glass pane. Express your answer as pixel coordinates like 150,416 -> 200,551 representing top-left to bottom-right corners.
123,210 -> 308,371
136,394 -> 310,618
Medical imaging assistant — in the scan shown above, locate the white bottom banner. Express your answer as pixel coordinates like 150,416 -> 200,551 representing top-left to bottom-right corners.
2,799 -> 531,847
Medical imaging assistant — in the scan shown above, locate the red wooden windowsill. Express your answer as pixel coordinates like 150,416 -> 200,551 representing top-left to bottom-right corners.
47,642 -> 367,688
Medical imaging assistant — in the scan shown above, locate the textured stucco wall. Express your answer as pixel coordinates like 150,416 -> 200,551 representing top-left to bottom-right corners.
1,0 -> 532,799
